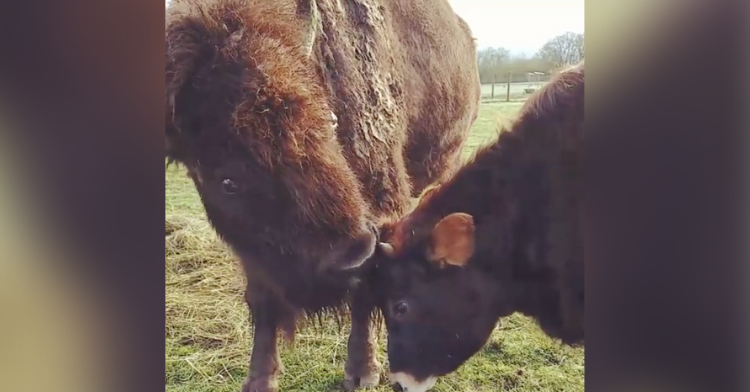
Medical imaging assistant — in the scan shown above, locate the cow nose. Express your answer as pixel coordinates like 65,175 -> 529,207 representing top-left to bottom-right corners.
391,383 -> 404,392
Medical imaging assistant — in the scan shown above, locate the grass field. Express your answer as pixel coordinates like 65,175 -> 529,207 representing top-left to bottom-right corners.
165,100 -> 584,392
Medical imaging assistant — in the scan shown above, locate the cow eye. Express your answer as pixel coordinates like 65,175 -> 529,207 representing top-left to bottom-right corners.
393,301 -> 409,316
221,178 -> 239,195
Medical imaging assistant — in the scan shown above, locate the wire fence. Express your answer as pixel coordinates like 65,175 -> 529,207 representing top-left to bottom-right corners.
480,72 -> 551,102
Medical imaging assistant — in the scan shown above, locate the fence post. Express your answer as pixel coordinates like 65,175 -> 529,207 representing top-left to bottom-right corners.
491,74 -> 495,99
506,72 -> 511,102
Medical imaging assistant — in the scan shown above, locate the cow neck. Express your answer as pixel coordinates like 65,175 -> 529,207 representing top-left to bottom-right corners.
410,110 -> 565,315
406,128 -> 518,240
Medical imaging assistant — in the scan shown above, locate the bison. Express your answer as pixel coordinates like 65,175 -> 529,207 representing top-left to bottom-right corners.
165,0 -> 481,391
372,62 -> 583,392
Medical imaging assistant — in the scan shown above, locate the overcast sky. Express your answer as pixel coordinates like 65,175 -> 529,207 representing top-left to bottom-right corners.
165,0 -> 584,55
451,0 -> 584,55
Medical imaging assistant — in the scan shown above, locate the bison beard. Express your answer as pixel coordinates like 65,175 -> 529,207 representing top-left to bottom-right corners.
165,0 -> 481,391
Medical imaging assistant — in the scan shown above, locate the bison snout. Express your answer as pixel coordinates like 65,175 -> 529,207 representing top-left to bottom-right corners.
319,222 -> 378,271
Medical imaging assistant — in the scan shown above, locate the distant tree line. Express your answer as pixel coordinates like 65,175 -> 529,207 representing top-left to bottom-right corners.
477,31 -> 584,84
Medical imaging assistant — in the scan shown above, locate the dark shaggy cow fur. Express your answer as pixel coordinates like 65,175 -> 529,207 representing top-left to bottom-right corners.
165,0 -> 480,390
372,62 -> 583,392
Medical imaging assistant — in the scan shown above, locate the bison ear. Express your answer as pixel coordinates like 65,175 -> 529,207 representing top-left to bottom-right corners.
427,213 -> 475,267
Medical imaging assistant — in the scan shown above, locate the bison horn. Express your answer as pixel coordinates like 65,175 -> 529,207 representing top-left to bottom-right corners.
379,242 -> 394,256
299,0 -> 320,57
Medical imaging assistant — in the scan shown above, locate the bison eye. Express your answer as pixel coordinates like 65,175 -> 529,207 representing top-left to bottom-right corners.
393,301 -> 409,316
221,178 -> 239,195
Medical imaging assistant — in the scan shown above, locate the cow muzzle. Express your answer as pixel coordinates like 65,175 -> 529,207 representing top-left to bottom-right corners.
389,372 -> 437,392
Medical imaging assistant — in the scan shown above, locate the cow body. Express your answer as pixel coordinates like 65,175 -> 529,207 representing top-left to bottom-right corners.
165,0 -> 480,390
373,62 -> 583,392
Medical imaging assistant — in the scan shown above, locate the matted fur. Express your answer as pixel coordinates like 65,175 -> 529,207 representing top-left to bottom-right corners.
373,62 -> 583,382
165,0 -> 479,321
165,0 -> 480,390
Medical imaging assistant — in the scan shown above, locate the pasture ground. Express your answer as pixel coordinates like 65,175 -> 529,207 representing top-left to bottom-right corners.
165,100 -> 584,392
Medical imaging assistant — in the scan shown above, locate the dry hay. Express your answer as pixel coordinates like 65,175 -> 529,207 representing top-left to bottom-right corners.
165,214 -> 356,385
165,214 -> 252,382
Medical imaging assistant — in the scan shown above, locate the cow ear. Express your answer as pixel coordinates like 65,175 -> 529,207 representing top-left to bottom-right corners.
427,213 -> 475,267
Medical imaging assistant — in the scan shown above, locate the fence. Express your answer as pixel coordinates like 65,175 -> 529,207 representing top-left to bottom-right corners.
480,72 -> 550,102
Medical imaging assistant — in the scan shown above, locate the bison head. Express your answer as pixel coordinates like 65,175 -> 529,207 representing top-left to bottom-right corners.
165,0 -> 377,272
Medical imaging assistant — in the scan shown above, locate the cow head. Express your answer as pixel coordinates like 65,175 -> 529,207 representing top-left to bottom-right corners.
373,213 -> 503,392
165,0 -> 377,272
375,208 -> 584,391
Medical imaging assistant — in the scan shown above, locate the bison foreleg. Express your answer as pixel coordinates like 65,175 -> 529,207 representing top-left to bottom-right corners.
343,289 -> 381,390
242,289 -> 283,392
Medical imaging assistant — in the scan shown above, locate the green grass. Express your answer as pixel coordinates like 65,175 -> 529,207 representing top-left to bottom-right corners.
165,100 -> 584,392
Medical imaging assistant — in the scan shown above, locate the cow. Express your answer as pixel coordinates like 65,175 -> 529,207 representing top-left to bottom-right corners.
164,0 -> 481,391
371,62 -> 583,392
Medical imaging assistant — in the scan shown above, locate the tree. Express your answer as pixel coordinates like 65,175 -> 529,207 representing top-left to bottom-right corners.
474,47 -> 558,84
476,47 -> 511,82
476,47 -> 511,70
536,32 -> 584,69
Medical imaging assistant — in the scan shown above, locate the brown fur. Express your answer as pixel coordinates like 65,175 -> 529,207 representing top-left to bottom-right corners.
372,62 -> 583,385
165,0 -> 480,390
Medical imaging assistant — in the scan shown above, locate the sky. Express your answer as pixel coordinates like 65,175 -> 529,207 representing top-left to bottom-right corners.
450,0 -> 584,55
166,0 -> 584,55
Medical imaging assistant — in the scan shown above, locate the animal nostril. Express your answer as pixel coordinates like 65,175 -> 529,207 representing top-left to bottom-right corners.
391,382 -> 404,392
324,224 -> 378,271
